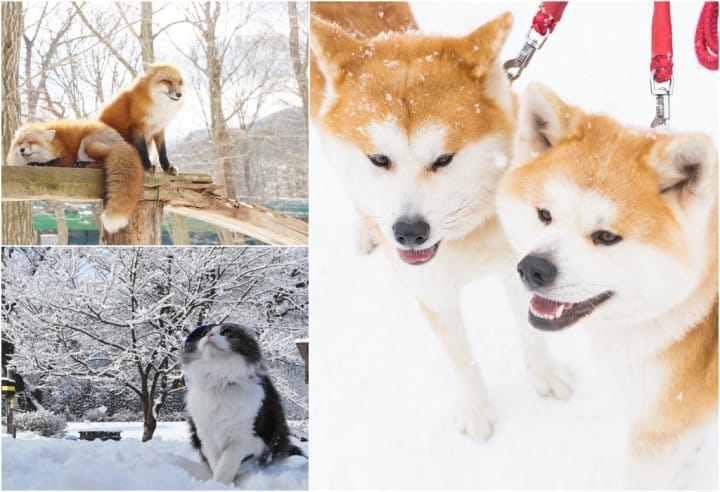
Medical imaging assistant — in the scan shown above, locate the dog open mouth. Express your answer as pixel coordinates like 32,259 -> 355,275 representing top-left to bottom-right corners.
528,291 -> 613,330
397,242 -> 440,265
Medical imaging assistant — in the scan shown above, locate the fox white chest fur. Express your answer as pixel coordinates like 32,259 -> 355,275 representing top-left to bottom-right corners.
145,92 -> 183,137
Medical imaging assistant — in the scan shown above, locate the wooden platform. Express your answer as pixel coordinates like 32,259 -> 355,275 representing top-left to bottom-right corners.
1,167 -> 308,245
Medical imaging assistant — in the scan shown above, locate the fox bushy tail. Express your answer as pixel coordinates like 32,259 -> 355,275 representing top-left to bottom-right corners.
99,141 -> 143,233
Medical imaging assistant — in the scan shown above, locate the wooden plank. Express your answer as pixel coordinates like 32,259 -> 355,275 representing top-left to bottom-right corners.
2,166 -> 308,245
2,166 -> 104,202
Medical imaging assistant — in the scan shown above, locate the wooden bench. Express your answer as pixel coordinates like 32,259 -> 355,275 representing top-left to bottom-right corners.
78,430 -> 122,441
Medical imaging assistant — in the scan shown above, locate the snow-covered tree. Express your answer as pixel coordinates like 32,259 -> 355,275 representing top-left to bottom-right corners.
2,247 -> 307,441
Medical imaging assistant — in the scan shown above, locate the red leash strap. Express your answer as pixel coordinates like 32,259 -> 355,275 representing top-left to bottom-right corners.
650,2 -> 674,127
651,2 -> 674,83
532,2 -> 568,35
695,2 -> 718,70
504,2 -> 569,81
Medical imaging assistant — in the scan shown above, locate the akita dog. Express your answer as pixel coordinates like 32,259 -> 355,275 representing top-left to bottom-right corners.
311,2 -> 572,440
497,82 -> 718,487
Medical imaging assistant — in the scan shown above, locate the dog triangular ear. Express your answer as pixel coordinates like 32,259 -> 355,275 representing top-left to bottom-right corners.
452,12 -> 513,79
513,82 -> 580,164
651,133 -> 717,206
310,16 -> 365,83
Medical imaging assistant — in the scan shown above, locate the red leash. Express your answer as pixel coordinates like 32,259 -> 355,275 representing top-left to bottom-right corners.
651,2 -> 674,83
504,2 -> 568,81
695,2 -> 718,70
650,2 -> 674,127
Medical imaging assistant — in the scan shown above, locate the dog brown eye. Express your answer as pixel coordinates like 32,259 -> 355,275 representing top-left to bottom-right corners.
431,153 -> 454,170
368,154 -> 391,169
537,208 -> 552,224
592,230 -> 622,245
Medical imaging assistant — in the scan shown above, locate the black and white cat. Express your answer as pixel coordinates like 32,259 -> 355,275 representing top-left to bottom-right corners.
183,323 -> 303,484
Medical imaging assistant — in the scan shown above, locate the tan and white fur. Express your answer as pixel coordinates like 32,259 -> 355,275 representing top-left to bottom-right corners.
311,2 -> 572,440
497,82 -> 718,488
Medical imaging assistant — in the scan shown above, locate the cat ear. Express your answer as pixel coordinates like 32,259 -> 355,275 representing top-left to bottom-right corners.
44,130 -> 56,142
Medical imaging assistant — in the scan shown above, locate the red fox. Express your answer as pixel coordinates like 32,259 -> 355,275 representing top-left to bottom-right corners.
6,120 -> 144,234
99,62 -> 184,175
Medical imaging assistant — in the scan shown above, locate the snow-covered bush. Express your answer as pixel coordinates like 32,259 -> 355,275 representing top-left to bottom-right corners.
82,408 -> 108,422
109,410 -> 142,422
14,410 -> 67,437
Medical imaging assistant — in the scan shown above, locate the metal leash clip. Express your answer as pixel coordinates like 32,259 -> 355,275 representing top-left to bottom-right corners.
503,28 -> 549,81
650,76 -> 673,128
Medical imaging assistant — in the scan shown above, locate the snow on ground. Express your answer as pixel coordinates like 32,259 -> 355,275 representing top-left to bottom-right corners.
2,422 -> 308,490
309,2 -> 717,489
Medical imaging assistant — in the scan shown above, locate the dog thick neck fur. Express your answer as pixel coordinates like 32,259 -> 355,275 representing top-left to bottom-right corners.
498,82 -> 718,487
311,3 -> 575,444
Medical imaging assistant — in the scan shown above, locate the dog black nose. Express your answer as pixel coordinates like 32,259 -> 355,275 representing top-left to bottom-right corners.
175,92 -> 182,98
517,255 -> 557,290
393,219 -> 430,248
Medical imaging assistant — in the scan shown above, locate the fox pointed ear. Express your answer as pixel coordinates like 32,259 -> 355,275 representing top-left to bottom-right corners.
453,12 -> 513,79
44,130 -> 56,142
513,82 -> 581,163
310,16 -> 365,82
651,133 -> 718,206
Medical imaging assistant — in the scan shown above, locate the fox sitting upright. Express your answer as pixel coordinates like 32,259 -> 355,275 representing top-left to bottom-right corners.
100,62 -> 184,175
7,120 -> 144,234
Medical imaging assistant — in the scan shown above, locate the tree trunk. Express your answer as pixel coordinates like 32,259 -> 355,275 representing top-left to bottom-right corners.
287,2 -> 308,125
102,200 -> 164,245
51,202 -> 69,245
204,3 -> 239,201
2,2 -> 22,153
140,2 -> 154,63
168,213 -> 189,245
2,5 -> 34,245
2,203 -> 35,245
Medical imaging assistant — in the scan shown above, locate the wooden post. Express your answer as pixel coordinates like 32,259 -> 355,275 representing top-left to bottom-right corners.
103,200 -> 165,245
296,340 -> 309,384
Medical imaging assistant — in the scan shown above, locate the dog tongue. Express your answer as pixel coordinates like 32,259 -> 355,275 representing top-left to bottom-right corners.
531,295 -> 566,316
398,247 -> 435,264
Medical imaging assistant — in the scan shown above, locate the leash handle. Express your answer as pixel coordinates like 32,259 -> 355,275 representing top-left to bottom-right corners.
504,2 -> 568,81
650,2 -> 674,128
695,1 -> 718,70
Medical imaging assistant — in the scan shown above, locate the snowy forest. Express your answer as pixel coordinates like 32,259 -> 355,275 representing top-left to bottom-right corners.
1,247 -> 309,442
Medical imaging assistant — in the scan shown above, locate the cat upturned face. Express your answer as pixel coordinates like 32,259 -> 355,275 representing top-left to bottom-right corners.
183,323 -> 262,365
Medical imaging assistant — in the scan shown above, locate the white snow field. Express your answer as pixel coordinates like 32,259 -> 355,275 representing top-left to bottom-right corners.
310,2 -> 718,490
1,422 -> 308,490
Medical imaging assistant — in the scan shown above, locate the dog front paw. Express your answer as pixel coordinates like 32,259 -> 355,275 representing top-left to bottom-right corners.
529,364 -> 573,400
455,398 -> 495,441
355,220 -> 378,255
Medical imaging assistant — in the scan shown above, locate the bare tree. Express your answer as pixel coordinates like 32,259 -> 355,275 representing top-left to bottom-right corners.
2,2 -> 35,245
287,2 -> 308,125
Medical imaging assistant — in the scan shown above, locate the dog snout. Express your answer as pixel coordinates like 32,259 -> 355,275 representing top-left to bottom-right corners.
393,218 -> 430,248
517,255 -> 557,290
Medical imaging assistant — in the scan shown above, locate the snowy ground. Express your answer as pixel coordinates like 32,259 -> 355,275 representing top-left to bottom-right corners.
309,2 -> 717,489
2,422 -> 308,490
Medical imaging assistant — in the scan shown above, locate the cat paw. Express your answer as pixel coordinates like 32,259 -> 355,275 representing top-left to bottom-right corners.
529,364 -> 573,400
454,398 -> 495,441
